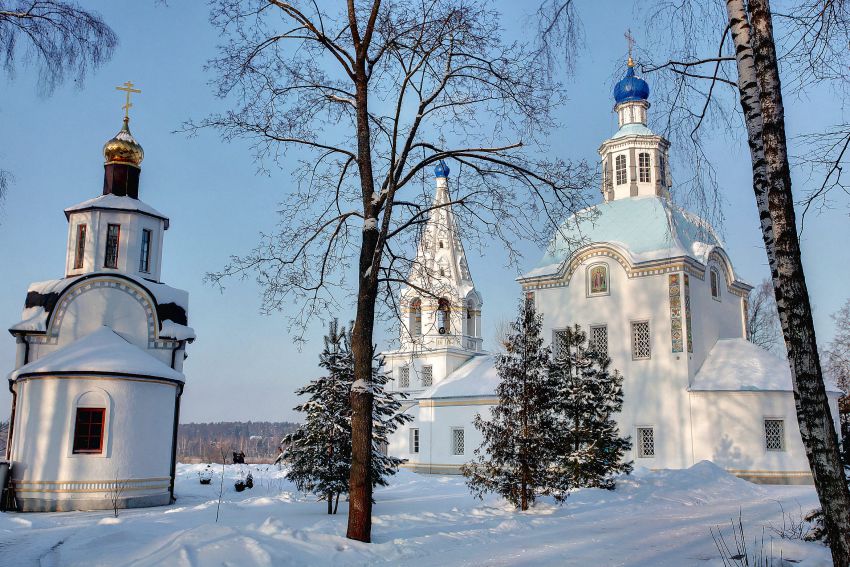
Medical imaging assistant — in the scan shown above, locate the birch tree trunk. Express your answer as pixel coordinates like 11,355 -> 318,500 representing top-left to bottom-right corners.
726,1 -> 850,564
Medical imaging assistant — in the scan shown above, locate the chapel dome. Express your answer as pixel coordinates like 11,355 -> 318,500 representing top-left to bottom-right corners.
613,65 -> 650,105
103,117 -> 144,167
434,160 -> 450,178
522,196 -> 724,280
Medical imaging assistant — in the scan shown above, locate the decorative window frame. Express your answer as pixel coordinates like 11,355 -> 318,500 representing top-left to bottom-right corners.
589,324 -> 609,356
636,426 -> 655,458
552,328 -> 570,359
451,427 -> 465,456
764,417 -> 785,452
398,366 -> 411,389
631,319 -> 652,360
67,388 -> 112,459
586,262 -> 610,298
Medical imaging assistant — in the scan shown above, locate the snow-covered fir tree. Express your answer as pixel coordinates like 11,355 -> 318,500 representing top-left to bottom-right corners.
462,299 -> 556,510
282,320 -> 410,514
548,324 -> 632,491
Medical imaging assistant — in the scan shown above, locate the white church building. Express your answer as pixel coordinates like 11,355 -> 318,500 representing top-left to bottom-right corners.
4,103 -> 195,511
384,61 -> 842,484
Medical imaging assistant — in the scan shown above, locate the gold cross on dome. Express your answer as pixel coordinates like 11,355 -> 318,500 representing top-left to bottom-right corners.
115,81 -> 142,120
625,29 -> 635,66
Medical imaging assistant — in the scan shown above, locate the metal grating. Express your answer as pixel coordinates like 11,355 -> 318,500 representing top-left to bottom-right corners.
632,320 -> 651,359
422,365 -> 433,387
589,325 -> 608,356
765,419 -> 784,451
452,428 -> 465,455
637,427 -> 655,458
399,366 -> 410,388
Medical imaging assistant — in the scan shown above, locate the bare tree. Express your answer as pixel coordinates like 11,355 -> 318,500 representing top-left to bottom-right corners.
106,468 -> 127,518
747,278 -> 782,354
191,0 -> 587,542
0,1 -> 118,206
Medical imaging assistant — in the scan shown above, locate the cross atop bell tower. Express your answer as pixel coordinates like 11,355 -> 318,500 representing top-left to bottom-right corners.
116,81 -> 142,121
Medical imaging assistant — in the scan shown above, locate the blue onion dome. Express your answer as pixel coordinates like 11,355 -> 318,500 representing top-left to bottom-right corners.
434,160 -> 450,178
613,65 -> 650,105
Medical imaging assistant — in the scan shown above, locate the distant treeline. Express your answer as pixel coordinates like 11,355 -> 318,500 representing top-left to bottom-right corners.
177,421 -> 300,464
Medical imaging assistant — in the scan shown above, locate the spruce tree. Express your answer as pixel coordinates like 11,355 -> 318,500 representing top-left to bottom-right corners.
462,299 -> 555,510
548,324 -> 632,493
282,320 -> 410,513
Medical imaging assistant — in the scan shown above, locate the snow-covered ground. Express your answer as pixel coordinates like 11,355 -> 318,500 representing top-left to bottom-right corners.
0,461 -> 832,566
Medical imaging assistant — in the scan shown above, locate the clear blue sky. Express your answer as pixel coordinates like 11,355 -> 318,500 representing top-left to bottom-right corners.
1,2 -> 847,423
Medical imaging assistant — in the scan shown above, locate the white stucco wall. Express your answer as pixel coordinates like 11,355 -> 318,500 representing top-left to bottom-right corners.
10,375 -> 177,509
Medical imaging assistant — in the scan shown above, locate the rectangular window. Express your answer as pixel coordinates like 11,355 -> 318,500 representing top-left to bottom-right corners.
452,428 -> 465,455
421,365 -> 433,387
631,320 -> 651,360
764,419 -> 785,451
399,366 -> 410,389
104,224 -> 121,269
73,407 -> 105,454
410,428 -> 420,454
637,427 -> 655,458
139,229 -> 152,273
589,325 -> 608,356
615,154 -> 627,185
553,329 -> 570,359
639,152 -> 651,183
73,224 -> 87,269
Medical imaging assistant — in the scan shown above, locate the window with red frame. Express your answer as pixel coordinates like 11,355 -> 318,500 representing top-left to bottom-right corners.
73,408 -> 105,453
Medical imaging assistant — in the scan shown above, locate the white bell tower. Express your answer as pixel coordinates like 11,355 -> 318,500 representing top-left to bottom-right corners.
383,161 -> 485,395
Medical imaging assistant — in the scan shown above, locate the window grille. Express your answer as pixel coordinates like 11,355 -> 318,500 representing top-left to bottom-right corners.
452,428 -> 465,455
104,224 -> 121,269
410,428 -> 420,454
73,224 -> 87,269
639,152 -> 651,183
615,155 -> 627,185
553,329 -> 570,359
421,365 -> 433,387
764,419 -> 785,451
589,325 -> 608,356
632,320 -> 651,359
637,427 -> 655,458
399,366 -> 410,388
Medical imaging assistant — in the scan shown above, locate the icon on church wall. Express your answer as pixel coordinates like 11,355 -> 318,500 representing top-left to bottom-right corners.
589,264 -> 609,295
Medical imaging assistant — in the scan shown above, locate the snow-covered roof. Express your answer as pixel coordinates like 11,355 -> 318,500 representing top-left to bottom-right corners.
10,326 -> 185,382
418,354 -> 499,399
522,195 -> 724,280
691,338 -> 841,393
9,274 -> 189,337
64,194 -> 169,226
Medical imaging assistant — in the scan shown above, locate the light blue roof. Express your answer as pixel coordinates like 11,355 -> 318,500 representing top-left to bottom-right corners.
612,123 -> 654,138
523,196 -> 724,279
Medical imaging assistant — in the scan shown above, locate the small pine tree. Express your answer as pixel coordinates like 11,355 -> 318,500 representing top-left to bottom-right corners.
282,320 -> 411,513
462,299 -> 556,510
282,319 -> 353,514
548,324 -> 632,492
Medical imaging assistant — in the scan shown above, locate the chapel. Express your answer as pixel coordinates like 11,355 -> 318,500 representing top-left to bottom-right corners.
4,86 -> 195,511
384,60 -> 842,484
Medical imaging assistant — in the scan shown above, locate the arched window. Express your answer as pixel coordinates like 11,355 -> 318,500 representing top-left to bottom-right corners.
72,390 -> 109,455
410,298 -> 422,336
710,268 -> 721,299
638,152 -> 651,183
437,298 -> 451,334
615,155 -> 627,185
587,264 -> 609,296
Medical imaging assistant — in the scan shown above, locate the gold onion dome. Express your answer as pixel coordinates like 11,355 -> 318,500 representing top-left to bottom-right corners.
103,117 -> 144,167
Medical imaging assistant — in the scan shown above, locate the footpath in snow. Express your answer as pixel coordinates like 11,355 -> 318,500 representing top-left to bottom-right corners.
0,461 -> 832,566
